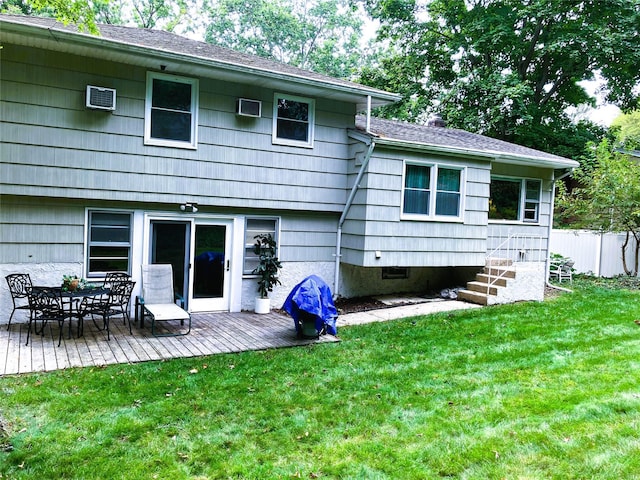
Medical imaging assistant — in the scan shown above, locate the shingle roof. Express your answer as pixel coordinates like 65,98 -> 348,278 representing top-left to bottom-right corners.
0,14 -> 398,104
355,115 -> 578,168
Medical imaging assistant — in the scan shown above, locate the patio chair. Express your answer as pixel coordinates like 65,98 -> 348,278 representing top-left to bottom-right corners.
26,287 -> 67,347
5,273 -> 33,330
80,280 -> 136,339
103,272 -> 131,288
136,264 -> 191,336
549,258 -> 574,283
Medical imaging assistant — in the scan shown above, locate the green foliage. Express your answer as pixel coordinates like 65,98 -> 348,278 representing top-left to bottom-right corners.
2,280 -> 640,477
361,0 -> 639,159
11,0 -> 198,34
611,109 -> 640,151
15,0 -> 99,32
557,138 -> 640,274
203,0 -> 365,78
128,0 -> 191,30
251,233 -> 283,298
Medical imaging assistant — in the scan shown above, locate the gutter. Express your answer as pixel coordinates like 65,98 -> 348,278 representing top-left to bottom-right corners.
334,136 -> 377,299
372,137 -> 579,170
545,168 -> 575,293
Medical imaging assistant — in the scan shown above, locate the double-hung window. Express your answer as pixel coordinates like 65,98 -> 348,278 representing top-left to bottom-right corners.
87,211 -> 132,276
489,177 -> 542,223
243,218 -> 279,275
272,93 -> 315,148
145,72 -> 199,148
402,162 -> 464,219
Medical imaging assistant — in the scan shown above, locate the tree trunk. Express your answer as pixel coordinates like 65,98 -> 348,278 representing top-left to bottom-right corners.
621,230 -> 639,276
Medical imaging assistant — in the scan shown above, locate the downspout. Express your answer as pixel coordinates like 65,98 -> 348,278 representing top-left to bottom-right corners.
334,137 -> 376,299
546,169 -> 574,293
366,95 -> 372,133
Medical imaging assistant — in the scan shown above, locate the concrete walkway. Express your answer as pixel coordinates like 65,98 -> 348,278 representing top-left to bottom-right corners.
339,299 -> 481,327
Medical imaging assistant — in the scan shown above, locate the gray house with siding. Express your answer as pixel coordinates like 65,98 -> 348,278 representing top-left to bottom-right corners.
0,14 -> 578,318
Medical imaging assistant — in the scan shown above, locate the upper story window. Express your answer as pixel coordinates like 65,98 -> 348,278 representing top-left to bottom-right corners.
86,210 -> 132,277
489,177 -> 542,223
272,93 -> 315,148
243,217 -> 279,275
145,72 -> 199,149
402,162 -> 464,220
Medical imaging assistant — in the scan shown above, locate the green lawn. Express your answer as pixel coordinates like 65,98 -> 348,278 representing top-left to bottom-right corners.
1,278 -> 640,479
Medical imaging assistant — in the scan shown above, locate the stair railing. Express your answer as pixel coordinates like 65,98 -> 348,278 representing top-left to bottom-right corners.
484,233 -> 545,296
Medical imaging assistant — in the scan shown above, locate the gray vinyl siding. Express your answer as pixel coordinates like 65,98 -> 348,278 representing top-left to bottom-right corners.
341,147 -> 490,268
1,44 -> 352,213
0,195 -> 338,266
278,214 -> 338,263
0,197 -> 85,264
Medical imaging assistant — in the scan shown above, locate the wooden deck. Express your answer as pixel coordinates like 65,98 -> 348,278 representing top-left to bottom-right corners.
0,311 -> 338,376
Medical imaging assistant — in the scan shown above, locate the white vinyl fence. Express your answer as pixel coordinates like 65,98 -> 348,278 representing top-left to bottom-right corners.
549,229 -> 639,277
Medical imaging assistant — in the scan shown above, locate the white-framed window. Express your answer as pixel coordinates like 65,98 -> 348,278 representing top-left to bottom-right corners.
145,71 -> 199,149
243,217 -> 279,275
489,177 -> 542,223
272,93 -> 315,148
86,210 -> 133,276
402,162 -> 465,220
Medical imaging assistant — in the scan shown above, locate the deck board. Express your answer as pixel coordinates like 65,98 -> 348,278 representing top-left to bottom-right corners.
0,311 -> 338,375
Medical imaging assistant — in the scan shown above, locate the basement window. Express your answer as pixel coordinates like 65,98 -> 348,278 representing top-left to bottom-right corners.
382,267 -> 409,280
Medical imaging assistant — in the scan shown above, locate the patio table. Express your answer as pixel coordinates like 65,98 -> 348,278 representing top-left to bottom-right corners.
31,285 -> 110,338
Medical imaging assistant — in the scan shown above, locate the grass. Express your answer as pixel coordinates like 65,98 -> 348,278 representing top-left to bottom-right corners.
1,277 -> 640,479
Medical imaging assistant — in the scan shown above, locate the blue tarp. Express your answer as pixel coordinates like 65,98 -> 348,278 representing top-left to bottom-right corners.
282,275 -> 338,336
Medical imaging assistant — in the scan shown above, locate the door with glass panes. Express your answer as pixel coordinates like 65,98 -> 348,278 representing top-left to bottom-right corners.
150,219 -> 231,312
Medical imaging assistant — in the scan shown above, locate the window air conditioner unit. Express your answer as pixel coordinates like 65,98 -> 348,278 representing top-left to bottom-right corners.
86,85 -> 116,111
236,98 -> 261,118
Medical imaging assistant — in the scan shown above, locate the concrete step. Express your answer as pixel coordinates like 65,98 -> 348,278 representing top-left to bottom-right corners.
486,257 -> 514,267
482,266 -> 516,278
475,273 -> 510,287
466,281 -> 500,296
457,289 -> 489,306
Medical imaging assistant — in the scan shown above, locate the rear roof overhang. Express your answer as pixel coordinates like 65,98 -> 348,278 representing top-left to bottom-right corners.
0,16 -> 401,110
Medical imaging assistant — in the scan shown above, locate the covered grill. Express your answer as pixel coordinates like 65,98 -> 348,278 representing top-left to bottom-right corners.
282,275 -> 338,338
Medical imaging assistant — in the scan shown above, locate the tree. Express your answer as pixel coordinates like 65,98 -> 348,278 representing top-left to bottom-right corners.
557,138 -> 640,276
611,110 -> 640,152
4,0 -> 198,35
360,0 -> 640,159
203,0 -> 365,78
2,0 -> 98,32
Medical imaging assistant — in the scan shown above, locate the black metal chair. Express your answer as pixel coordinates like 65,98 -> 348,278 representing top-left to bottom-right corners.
5,273 -> 33,330
26,287 -> 67,347
80,280 -> 136,339
103,272 -> 131,287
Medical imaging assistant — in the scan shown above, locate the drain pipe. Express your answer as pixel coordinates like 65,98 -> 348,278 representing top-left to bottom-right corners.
334,138 -> 376,299
546,169 -> 574,293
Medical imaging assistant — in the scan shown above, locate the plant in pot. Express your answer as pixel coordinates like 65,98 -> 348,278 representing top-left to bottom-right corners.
252,233 -> 283,314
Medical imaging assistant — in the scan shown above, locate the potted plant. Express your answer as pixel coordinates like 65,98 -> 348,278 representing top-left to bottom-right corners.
62,275 -> 81,292
252,233 -> 282,314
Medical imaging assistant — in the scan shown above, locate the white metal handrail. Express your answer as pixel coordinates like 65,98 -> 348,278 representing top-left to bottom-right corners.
485,233 -> 545,295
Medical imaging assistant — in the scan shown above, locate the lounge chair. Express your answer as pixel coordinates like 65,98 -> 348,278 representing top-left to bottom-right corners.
136,264 -> 191,336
